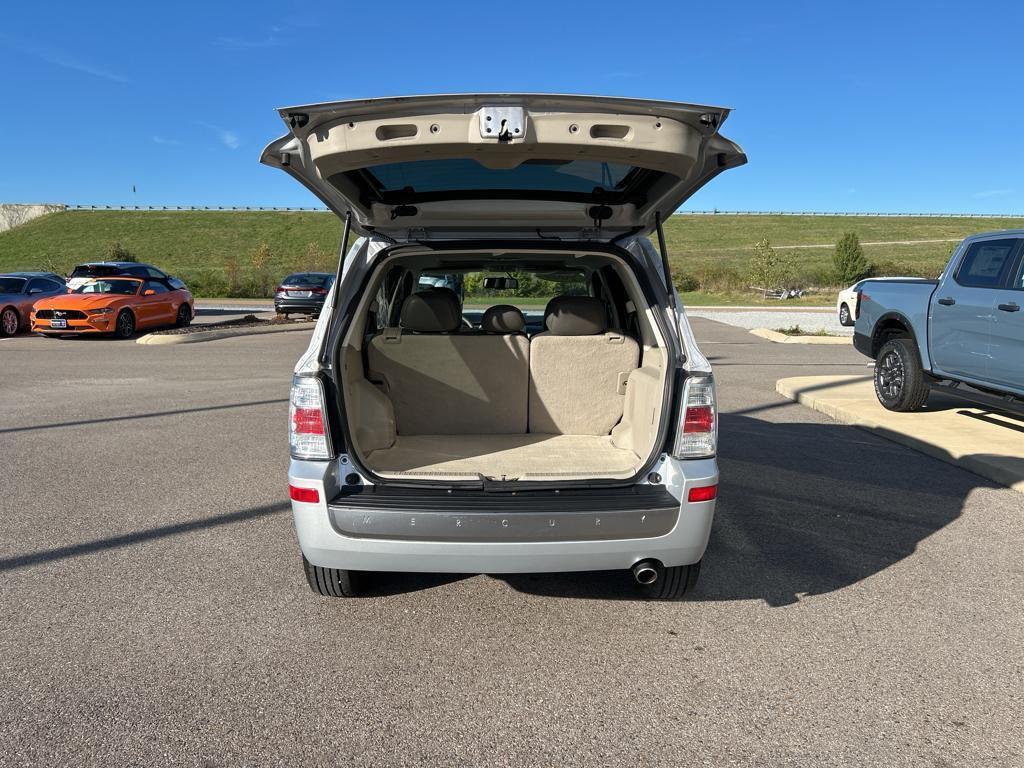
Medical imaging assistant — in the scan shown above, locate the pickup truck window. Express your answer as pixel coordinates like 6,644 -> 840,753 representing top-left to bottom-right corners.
954,239 -> 1019,289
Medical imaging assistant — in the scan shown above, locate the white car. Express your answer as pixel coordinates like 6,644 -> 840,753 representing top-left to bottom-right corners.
836,281 -> 864,326
262,94 -> 746,599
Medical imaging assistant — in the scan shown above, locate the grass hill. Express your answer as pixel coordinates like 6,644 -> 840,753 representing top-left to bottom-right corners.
1,209 -> 1020,301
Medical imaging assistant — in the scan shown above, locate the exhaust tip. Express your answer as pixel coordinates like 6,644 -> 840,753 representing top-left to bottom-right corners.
632,559 -> 661,585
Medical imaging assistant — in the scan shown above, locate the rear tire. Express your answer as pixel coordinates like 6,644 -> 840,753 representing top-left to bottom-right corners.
874,337 -> 930,412
303,555 -> 362,597
1,307 -> 19,336
839,303 -> 852,326
113,309 -> 135,339
637,560 -> 701,600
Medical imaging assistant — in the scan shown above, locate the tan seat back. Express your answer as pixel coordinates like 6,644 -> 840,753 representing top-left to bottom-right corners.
528,297 -> 639,435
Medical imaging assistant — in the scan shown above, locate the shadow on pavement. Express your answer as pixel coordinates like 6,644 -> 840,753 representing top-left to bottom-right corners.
504,412 -> 1000,605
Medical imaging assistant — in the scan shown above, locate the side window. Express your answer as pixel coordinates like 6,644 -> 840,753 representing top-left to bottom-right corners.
954,239 -> 1018,289
143,280 -> 169,294
1013,252 -> 1024,290
26,279 -> 48,293
145,267 -> 166,279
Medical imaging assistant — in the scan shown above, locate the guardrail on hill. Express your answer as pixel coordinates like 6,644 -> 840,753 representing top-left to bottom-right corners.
60,205 -> 1024,218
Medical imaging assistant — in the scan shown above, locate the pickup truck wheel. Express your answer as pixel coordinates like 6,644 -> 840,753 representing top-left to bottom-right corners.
874,338 -> 930,412
839,303 -> 852,326
303,555 -> 361,597
638,561 -> 701,600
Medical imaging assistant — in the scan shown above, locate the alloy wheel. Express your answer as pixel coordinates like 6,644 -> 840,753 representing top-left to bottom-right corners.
1,308 -> 17,336
877,350 -> 905,400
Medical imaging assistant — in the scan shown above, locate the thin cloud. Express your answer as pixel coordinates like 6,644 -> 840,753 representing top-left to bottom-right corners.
151,135 -> 180,146
197,122 -> 241,150
973,188 -> 1014,198
4,36 -> 128,83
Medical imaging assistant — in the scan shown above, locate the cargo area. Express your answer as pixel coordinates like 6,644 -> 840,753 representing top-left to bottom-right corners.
338,247 -> 673,482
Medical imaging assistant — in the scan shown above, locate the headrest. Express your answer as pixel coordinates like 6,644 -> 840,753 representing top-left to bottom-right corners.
544,296 -> 607,336
481,305 -> 526,334
400,288 -> 462,332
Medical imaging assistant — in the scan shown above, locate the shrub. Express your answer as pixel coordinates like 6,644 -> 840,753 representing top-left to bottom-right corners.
297,242 -> 334,273
251,242 -> 274,297
673,271 -> 700,293
107,242 -> 137,262
832,232 -> 870,285
748,237 -> 793,297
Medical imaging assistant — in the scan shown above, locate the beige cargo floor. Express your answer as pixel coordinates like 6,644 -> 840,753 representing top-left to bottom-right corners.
364,434 -> 641,480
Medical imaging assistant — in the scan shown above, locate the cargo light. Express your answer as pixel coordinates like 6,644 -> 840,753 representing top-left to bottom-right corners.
288,484 -> 320,503
289,376 -> 332,460
673,375 -> 717,459
688,484 -> 718,503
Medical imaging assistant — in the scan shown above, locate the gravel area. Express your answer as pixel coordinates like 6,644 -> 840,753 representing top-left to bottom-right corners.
687,308 -> 852,336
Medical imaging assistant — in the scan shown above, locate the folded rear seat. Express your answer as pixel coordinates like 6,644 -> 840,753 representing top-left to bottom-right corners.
528,296 -> 640,435
367,289 -> 530,435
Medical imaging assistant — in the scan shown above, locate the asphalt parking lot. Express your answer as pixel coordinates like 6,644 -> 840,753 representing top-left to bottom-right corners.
2,320 -> 1021,766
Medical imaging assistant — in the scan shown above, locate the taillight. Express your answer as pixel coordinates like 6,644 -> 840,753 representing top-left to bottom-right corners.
289,376 -> 331,459
275,285 -> 285,294
673,375 -> 717,459
310,287 -> 326,295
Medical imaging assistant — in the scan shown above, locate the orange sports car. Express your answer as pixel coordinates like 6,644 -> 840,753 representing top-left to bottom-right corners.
32,276 -> 194,338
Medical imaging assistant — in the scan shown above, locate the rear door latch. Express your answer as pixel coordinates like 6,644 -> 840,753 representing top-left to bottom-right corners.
479,106 -> 525,141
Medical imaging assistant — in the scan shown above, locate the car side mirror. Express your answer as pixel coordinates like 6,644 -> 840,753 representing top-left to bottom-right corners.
143,289 -> 156,296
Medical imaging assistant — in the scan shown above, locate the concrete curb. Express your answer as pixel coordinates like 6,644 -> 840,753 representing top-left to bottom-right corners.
751,328 -> 852,345
136,322 -> 315,345
777,375 -> 1024,494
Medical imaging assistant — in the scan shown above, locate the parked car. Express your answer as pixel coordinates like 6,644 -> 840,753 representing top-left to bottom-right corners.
32,276 -> 194,338
66,261 -> 187,292
837,277 -> 920,326
261,93 -> 747,599
0,272 -> 68,335
854,231 -> 1024,412
274,272 -> 335,317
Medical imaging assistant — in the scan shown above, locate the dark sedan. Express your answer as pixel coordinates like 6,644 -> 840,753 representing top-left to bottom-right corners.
274,272 -> 335,317
0,272 -> 68,335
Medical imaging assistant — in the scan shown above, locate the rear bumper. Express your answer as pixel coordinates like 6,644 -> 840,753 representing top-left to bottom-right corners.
288,456 -> 718,573
275,297 -> 326,314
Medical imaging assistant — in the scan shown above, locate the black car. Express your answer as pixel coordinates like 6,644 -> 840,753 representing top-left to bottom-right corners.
274,272 -> 335,317
67,261 -> 187,292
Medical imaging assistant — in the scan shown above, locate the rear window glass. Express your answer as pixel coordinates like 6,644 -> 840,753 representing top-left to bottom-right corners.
283,273 -> 334,287
955,239 -> 1019,288
0,277 -> 26,293
71,265 -> 119,277
334,159 -> 665,205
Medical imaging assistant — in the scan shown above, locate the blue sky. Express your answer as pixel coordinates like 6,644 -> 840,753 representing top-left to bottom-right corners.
2,0 -> 1022,213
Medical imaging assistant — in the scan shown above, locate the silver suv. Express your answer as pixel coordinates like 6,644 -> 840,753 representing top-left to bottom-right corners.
262,94 -> 746,599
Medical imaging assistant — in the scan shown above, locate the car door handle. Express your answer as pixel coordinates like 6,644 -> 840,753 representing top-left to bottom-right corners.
937,297 -> 956,306
998,302 -> 1020,312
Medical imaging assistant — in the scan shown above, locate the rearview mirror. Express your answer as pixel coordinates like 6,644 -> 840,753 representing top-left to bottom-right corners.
483,276 -> 519,291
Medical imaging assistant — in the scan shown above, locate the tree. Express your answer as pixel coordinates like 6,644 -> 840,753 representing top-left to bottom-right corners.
748,237 -> 792,297
251,242 -> 274,297
832,232 -> 870,285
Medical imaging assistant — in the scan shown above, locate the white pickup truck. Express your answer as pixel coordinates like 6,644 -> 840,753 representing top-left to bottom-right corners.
853,231 -> 1024,412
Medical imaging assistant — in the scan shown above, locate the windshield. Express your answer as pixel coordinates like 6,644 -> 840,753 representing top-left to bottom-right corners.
74,279 -> 140,295
0,277 -> 26,293
419,269 -> 588,311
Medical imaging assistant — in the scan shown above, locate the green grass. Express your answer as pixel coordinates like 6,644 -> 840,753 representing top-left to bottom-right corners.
2,209 -> 1020,297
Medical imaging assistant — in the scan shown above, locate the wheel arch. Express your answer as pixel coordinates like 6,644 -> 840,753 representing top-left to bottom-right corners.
871,312 -> 922,359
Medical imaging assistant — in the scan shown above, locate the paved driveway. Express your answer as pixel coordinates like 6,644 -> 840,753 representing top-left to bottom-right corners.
1,322 -> 1020,766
